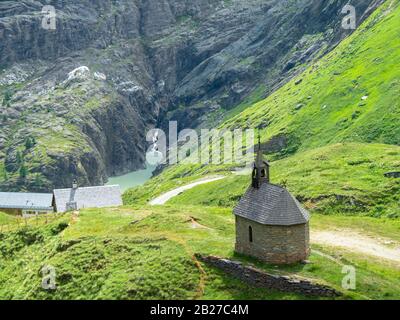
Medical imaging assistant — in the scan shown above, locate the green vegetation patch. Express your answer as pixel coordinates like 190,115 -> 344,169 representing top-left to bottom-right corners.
0,214 -> 200,300
221,1 -> 400,154
125,143 -> 400,218
1,206 -> 399,300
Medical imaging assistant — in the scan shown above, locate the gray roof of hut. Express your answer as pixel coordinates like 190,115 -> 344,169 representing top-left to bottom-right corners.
53,185 -> 123,213
0,192 -> 53,210
234,183 -> 310,226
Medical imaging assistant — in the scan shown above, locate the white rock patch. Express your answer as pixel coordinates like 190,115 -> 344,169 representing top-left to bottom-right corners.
94,72 -> 107,81
67,66 -> 90,81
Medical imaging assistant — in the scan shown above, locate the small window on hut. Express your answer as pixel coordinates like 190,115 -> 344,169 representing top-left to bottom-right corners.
249,226 -> 253,243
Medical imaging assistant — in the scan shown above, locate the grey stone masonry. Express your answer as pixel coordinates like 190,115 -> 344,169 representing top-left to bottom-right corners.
197,255 -> 341,298
235,216 -> 310,264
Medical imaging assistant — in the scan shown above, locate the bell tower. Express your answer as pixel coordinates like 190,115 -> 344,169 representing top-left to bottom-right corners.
252,135 -> 270,189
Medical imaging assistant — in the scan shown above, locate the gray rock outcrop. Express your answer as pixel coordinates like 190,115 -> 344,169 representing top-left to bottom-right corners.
0,0 -> 382,191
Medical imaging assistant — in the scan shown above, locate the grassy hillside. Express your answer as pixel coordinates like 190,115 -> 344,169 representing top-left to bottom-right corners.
1,0 -> 399,302
222,0 -> 400,155
0,212 -> 16,227
125,0 -> 400,218
0,206 -> 399,300
125,143 -> 400,218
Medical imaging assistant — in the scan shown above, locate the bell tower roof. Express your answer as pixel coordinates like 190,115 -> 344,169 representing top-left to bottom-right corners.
252,133 -> 270,188
255,136 -> 269,168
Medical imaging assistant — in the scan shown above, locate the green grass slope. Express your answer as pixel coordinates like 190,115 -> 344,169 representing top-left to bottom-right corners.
0,209 -> 304,300
125,0 -> 400,219
0,212 -> 16,226
125,143 -> 400,217
222,0 -> 400,154
0,207 -> 399,300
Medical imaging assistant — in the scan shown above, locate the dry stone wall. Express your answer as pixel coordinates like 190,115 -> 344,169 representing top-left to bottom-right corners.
197,255 -> 341,298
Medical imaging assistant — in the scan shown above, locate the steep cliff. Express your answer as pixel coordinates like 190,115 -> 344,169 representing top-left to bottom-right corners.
0,0 -> 382,191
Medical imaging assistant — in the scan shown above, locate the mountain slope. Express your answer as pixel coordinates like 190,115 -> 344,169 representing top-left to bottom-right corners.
167,143 -> 400,217
124,143 -> 400,217
124,0 -> 400,218
222,0 -> 400,155
0,0 -> 380,191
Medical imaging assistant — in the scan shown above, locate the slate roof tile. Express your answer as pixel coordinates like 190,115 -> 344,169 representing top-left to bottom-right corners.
233,183 -> 310,226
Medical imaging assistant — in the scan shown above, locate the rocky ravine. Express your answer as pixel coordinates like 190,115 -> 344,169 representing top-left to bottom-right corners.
0,0 -> 382,192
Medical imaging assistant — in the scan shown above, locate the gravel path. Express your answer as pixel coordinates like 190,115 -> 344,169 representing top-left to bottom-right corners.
149,176 -> 225,205
311,230 -> 400,263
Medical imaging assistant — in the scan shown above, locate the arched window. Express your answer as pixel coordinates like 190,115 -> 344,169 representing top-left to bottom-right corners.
261,169 -> 266,177
249,226 -> 253,243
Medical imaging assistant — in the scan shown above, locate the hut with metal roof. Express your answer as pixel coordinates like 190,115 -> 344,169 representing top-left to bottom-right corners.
233,141 -> 310,265
0,192 -> 53,215
52,182 -> 123,213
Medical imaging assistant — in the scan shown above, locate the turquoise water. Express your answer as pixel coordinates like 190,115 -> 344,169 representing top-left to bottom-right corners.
106,166 -> 156,192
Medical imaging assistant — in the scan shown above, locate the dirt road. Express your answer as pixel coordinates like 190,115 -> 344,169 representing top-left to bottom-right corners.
149,176 -> 225,205
311,230 -> 400,263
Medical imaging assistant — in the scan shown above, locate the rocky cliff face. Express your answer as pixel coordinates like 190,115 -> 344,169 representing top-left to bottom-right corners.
0,0 -> 382,191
